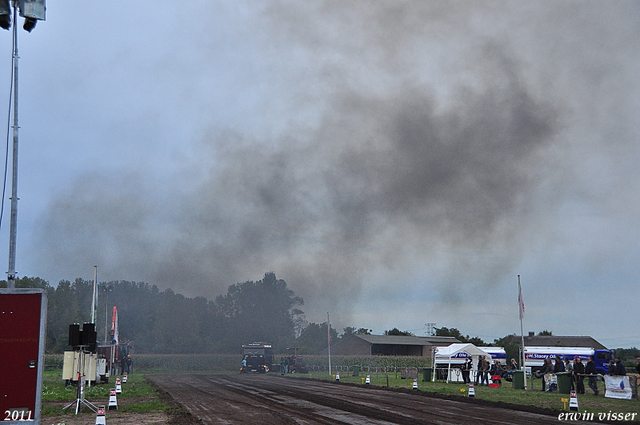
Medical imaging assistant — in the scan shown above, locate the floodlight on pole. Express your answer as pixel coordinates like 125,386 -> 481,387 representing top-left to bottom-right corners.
0,0 -> 45,31
4,0 -> 45,289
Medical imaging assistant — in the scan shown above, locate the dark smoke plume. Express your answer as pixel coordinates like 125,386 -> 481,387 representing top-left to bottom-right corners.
32,1 -> 640,327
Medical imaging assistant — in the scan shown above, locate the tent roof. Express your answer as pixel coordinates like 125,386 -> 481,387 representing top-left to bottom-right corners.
435,343 -> 492,359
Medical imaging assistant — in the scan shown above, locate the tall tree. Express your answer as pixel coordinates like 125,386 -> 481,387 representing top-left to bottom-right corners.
435,327 -> 486,346
47,280 -> 81,352
341,327 -> 372,339
384,327 -> 414,336
216,272 -> 304,352
296,322 -> 338,354
494,335 -> 521,365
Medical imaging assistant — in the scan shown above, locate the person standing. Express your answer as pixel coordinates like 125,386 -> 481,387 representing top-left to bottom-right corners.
564,357 -> 573,374
461,358 -> 471,384
554,356 -> 565,373
479,356 -> 490,386
504,358 -> 517,380
115,356 -> 122,376
636,357 -> 640,375
125,355 -> 133,375
614,357 -> 627,376
585,356 -> 599,395
510,358 -> 518,370
564,357 -> 574,390
475,356 -> 488,386
573,357 -> 585,395
490,360 -> 503,385
540,358 -> 554,391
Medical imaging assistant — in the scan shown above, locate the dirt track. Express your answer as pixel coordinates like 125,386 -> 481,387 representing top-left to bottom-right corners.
149,374 -> 597,424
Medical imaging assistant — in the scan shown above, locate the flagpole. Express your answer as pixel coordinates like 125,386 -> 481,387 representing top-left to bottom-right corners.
327,312 -> 332,376
91,266 -> 98,323
518,275 -> 527,390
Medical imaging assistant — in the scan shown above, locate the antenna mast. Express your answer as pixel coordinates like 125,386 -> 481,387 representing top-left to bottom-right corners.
6,1 -> 20,288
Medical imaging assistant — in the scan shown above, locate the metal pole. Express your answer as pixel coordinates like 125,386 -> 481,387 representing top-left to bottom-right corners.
6,1 -> 19,289
327,312 -> 331,376
518,275 -> 527,390
91,266 -> 97,323
104,287 -> 108,344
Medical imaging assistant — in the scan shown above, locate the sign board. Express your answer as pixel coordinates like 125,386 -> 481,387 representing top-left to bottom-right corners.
0,289 -> 47,424
604,375 -> 633,400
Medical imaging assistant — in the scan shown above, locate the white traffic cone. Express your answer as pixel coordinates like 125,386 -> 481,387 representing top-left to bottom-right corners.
365,375 -> 371,385
115,378 -> 122,395
412,378 -> 418,389
468,383 -> 475,397
108,389 -> 118,410
95,405 -> 106,425
335,373 -> 340,381
569,391 -> 579,411
122,373 -> 127,384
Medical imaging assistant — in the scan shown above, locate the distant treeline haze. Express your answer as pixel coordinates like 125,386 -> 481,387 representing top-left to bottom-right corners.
2,272 -> 347,354
5,273 -> 636,357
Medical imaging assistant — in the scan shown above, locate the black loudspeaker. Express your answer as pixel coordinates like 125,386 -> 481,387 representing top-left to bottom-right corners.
83,322 -> 97,353
68,323 -> 80,347
82,322 -> 96,345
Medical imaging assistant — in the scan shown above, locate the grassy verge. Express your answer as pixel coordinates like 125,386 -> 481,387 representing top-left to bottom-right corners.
289,370 -> 640,417
41,369 -> 169,417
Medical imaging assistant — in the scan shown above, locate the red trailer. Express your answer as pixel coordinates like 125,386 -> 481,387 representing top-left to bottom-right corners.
0,289 -> 47,424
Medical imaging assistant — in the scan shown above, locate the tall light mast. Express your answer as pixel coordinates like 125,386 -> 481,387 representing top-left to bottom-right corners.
6,1 -> 19,288
4,0 -> 46,288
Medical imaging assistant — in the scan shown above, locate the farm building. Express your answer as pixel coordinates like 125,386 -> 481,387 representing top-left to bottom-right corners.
318,335 -> 459,356
507,333 -> 607,349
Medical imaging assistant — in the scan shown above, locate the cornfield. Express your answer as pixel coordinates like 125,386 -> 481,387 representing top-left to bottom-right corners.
301,355 -> 432,371
44,353 -> 433,373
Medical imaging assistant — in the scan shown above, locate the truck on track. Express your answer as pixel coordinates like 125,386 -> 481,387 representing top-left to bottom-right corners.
241,342 -> 274,373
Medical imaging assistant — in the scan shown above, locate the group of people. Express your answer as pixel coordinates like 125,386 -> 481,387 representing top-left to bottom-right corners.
459,354 -> 638,392
537,355 -> 582,393
607,357 -> 628,376
459,356 -> 520,386
538,355 -> 629,395
113,354 -> 133,375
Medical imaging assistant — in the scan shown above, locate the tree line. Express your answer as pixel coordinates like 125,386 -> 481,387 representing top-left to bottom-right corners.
1,272 -> 366,355
5,274 -> 635,357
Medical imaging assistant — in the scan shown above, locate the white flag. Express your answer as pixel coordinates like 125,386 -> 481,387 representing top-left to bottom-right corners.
518,281 -> 525,320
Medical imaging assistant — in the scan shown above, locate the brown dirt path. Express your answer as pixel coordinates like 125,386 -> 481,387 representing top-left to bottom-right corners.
149,373 -> 601,424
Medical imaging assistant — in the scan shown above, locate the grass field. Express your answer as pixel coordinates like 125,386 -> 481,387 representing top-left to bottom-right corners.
41,369 -> 169,417
288,369 -> 640,417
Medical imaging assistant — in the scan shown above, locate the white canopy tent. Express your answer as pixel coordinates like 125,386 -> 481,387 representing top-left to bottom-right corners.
432,343 -> 493,383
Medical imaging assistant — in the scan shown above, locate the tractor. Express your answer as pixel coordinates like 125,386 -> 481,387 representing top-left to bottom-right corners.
286,347 -> 308,373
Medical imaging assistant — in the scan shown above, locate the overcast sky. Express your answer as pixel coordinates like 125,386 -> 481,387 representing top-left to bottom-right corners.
0,1 -> 638,348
